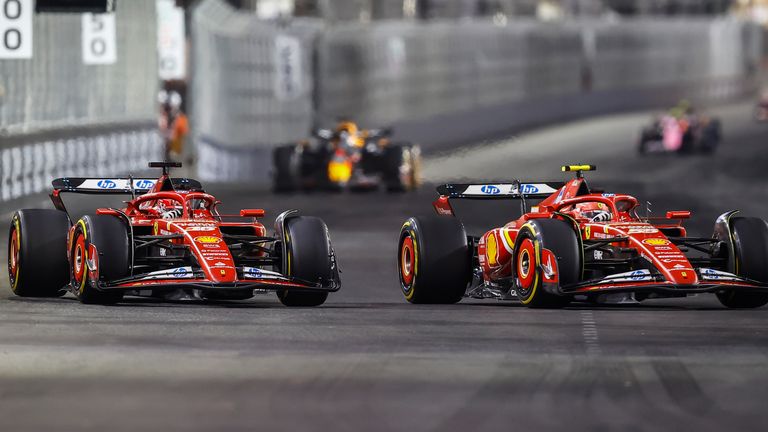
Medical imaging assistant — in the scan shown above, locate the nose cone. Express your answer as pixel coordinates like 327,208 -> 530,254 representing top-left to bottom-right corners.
210,266 -> 237,283
669,269 -> 698,285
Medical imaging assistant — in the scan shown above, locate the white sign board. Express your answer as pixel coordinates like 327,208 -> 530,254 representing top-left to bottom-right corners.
156,0 -> 186,80
82,13 -> 116,65
273,35 -> 303,101
0,0 -> 33,59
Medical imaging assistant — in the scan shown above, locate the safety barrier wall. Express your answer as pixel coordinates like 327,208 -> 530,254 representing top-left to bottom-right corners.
192,0 -> 322,182
192,0 -> 321,146
0,0 -> 158,134
316,18 -> 761,127
0,125 -> 162,202
0,0 -> 162,204
191,0 -> 762,182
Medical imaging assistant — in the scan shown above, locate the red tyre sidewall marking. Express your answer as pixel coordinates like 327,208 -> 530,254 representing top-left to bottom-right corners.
517,238 -> 536,291
8,225 -> 19,283
401,236 -> 415,286
73,234 -> 86,285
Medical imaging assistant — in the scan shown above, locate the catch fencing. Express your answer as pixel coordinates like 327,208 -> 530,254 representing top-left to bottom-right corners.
0,0 -> 162,203
192,0 -> 322,181
0,0 -> 158,134
192,0 -> 762,183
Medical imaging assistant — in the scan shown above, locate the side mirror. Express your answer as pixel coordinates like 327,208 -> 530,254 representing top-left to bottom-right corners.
240,209 -> 266,218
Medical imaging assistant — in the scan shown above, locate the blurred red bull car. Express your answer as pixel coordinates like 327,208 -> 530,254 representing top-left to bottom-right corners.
272,121 -> 421,192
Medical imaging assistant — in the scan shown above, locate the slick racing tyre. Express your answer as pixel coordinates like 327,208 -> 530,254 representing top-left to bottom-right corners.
71,215 -> 129,305
514,219 -> 581,308
716,217 -> 768,309
8,210 -> 69,297
398,216 -> 471,304
384,144 -> 420,192
277,216 -> 334,307
273,145 -> 299,193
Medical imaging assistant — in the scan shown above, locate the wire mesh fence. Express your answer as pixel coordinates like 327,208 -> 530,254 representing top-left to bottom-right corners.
0,0 -> 158,134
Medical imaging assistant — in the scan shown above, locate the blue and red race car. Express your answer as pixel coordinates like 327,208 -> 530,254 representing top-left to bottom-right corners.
398,165 -> 768,308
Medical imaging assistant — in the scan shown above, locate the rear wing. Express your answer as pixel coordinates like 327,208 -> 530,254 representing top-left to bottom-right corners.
52,177 -> 204,194
52,178 -> 159,194
436,182 -> 563,200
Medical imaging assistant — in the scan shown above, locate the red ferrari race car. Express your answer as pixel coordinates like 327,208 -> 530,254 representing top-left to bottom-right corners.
397,165 -> 768,308
7,162 -> 340,306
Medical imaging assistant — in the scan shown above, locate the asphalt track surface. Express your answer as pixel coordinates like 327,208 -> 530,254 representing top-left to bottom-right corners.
1,101 -> 767,431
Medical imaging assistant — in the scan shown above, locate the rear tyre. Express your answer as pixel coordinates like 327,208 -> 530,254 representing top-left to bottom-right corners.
384,144 -> 420,192
277,216 -> 333,307
398,216 -> 471,304
273,145 -> 299,193
71,215 -> 129,305
716,217 -> 768,309
514,219 -> 581,308
8,210 -> 69,297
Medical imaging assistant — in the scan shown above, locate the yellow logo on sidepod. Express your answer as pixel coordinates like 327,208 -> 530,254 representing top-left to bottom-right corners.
643,238 -> 670,246
196,236 -> 220,244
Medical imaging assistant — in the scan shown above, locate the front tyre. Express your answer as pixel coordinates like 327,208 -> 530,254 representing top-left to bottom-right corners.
71,215 -> 129,305
8,210 -> 69,297
514,219 -> 581,308
277,216 -> 335,307
716,217 -> 768,309
398,216 -> 471,304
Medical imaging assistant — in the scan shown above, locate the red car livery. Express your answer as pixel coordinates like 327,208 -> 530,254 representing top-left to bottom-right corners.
8,162 -> 340,306
398,165 -> 768,308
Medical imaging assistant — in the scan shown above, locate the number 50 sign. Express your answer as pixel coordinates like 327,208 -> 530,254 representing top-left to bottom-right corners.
0,0 -> 33,59
82,12 -> 116,64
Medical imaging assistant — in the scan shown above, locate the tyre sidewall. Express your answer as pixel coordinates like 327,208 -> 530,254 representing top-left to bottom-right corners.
72,215 -> 129,304
278,216 -> 333,307
9,210 -> 69,297
398,216 -> 471,304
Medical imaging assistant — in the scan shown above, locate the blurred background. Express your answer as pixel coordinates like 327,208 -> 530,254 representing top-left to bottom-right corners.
1,0 -> 766,194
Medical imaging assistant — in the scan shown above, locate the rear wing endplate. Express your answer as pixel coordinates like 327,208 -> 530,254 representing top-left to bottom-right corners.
436,182 -> 563,200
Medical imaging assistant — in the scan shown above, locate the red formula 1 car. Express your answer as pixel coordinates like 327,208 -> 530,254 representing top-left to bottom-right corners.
397,165 -> 768,308
8,162 -> 340,306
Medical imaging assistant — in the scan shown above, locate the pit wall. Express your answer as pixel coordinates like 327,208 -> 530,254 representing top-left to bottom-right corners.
192,0 -> 762,182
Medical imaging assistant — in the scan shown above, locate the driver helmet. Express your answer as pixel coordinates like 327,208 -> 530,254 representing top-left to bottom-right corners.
574,202 -> 610,221
156,198 -> 183,219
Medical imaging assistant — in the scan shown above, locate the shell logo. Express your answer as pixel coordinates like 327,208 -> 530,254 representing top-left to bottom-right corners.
196,236 -> 221,244
487,233 -> 498,266
643,238 -> 670,246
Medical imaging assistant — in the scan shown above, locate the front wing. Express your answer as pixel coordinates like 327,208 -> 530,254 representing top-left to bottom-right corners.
93,267 -> 340,293
554,272 -> 768,297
